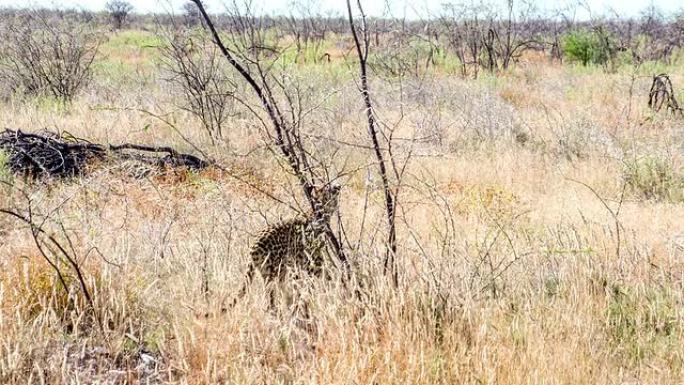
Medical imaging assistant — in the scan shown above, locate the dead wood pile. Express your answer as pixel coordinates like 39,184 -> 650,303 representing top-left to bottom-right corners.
648,74 -> 684,116
0,129 -> 209,178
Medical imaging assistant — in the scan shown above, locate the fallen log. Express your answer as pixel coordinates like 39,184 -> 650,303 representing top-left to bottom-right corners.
0,129 -> 209,178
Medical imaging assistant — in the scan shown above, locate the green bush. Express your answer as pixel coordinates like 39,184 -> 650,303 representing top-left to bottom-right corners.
561,29 -> 612,66
0,150 -> 10,182
623,156 -> 684,202
606,284 -> 678,365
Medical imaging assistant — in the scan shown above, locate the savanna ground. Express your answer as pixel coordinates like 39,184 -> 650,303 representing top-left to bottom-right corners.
1,26 -> 684,384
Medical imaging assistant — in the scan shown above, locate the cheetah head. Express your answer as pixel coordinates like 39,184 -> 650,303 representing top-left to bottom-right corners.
311,183 -> 341,218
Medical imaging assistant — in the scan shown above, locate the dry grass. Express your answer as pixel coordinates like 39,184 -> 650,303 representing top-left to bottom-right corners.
1,29 -> 684,384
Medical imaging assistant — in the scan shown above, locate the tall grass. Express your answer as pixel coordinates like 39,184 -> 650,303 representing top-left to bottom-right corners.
0,28 -> 684,385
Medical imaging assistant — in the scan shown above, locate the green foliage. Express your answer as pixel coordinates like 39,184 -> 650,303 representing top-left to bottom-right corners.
623,156 -> 684,202
562,29 -> 613,66
94,30 -> 163,80
103,30 -> 164,52
368,38 -> 441,77
431,48 -> 464,74
606,284 -> 678,365
0,150 -> 10,182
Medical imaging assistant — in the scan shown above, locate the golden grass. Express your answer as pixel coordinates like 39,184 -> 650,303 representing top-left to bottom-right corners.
1,36 -> 684,384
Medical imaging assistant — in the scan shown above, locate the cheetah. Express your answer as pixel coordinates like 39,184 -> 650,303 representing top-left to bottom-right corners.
231,183 -> 342,307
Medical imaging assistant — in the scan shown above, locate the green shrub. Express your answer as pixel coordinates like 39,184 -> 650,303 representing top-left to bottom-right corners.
623,156 -> 684,202
0,150 -> 10,182
606,284 -> 678,365
562,29 -> 613,66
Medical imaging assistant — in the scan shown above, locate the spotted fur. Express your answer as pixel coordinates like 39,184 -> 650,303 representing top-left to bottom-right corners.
230,184 -> 341,306
249,217 -> 328,278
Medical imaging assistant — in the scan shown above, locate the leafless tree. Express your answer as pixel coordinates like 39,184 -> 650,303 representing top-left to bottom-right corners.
0,10 -> 100,102
189,0 -> 350,275
438,1 -> 546,75
439,3 -> 488,78
105,0 -> 133,29
159,29 -> 237,144
346,0 -> 400,286
634,4 -> 677,63
479,0 -> 540,71
182,1 -> 205,28
285,0 -> 332,63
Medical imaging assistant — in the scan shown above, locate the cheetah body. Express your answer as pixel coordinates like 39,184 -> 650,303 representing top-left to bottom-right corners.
236,184 -> 341,298
249,215 -> 328,280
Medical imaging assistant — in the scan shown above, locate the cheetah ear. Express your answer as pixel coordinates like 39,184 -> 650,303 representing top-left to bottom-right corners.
305,184 -> 316,198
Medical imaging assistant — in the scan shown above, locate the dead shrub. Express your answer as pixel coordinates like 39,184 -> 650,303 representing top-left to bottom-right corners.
159,29 -> 237,144
0,10 -> 100,102
648,74 -> 684,116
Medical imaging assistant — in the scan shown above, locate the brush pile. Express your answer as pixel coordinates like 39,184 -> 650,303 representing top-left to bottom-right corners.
0,129 -> 209,178
648,74 -> 684,116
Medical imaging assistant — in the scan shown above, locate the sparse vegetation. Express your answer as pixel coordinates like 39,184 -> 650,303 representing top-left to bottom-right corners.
0,1 -> 684,384
0,10 -> 100,101
623,155 -> 684,202
159,29 -> 237,143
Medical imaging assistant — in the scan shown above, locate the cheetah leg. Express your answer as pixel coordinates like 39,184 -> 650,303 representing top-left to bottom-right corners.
225,262 -> 255,310
269,287 -> 277,310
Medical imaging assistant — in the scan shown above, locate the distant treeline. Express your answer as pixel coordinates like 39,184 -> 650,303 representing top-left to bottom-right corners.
0,3 -> 682,74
